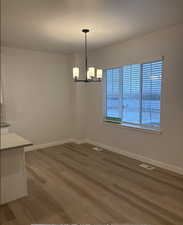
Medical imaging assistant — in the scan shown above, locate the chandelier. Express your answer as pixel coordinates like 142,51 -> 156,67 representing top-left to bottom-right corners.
73,29 -> 103,82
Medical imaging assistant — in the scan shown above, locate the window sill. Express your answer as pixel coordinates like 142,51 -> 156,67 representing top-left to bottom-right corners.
104,121 -> 162,135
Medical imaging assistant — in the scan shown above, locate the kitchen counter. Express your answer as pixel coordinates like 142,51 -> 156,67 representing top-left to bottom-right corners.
0,133 -> 32,205
1,133 -> 32,151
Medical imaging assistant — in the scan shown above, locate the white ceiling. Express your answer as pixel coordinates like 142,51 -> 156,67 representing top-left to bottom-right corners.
1,0 -> 183,54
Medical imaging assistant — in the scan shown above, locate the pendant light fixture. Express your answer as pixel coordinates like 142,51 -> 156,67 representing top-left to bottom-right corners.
73,29 -> 103,82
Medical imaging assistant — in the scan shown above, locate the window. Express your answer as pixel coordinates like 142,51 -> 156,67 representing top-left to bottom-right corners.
105,60 -> 163,130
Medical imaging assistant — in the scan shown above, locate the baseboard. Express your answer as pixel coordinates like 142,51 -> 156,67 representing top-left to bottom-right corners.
25,138 -> 73,152
69,138 -> 88,145
83,138 -> 183,176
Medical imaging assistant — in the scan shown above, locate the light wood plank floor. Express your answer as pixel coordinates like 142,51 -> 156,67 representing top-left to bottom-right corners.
1,142 -> 183,225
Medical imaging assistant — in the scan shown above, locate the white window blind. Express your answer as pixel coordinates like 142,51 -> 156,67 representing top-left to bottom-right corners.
122,64 -> 141,124
141,61 -> 163,127
105,68 -> 122,123
105,60 -> 163,128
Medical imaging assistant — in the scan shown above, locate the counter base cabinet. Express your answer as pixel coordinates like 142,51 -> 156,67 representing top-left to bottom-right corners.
0,147 -> 28,205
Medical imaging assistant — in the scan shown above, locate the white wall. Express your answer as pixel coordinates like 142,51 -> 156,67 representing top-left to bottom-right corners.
1,47 -> 74,144
74,24 -> 183,169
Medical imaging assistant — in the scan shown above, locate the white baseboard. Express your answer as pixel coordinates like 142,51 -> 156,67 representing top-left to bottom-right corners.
83,138 -> 183,176
25,138 -> 73,152
69,138 -> 88,145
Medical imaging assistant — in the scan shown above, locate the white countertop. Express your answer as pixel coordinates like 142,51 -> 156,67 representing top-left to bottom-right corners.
0,133 -> 32,151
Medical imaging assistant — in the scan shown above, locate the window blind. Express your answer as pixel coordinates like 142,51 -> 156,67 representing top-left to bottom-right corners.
122,64 -> 141,124
105,68 -> 122,123
142,60 -> 163,127
105,60 -> 163,128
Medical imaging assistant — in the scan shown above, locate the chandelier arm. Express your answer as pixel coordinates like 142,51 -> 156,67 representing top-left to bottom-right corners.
74,79 -> 101,82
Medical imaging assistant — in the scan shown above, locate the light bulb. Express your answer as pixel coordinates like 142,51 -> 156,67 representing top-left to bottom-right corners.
73,67 -> 79,79
97,69 -> 103,79
87,67 -> 95,79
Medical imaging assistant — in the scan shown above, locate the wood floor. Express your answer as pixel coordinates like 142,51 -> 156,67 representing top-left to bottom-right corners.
1,142 -> 183,225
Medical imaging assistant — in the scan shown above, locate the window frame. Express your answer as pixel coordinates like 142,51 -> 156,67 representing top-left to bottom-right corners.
104,59 -> 164,132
